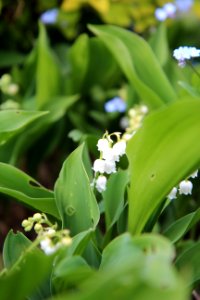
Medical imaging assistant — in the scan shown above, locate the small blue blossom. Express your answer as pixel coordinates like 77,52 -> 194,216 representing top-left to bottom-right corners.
173,46 -> 200,67
175,0 -> 193,12
155,8 -> 167,21
40,8 -> 58,25
155,3 -> 176,21
104,97 -> 126,113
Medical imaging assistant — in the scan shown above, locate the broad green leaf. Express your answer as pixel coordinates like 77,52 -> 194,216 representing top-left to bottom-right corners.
0,51 -> 24,67
83,37 -> 121,90
68,34 -> 89,93
149,23 -> 169,67
0,245 -> 53,300
132,234 -> 175,263
178,81 -> 200,98
100,233 -> 142,271
0,110 -> 47,146
52,256 -> 93,294
164,208 -> 200,243
0,163 -> 59,219
176,241 -> 200,286
4,95 -> 78,165
2,232 -> 52,300
3,230 -> 31,269
127,99 -> 200,234
55,143 -> 100,235
68,229 -> 93,256
89,24 -> 176,109
41,95 -> 79,124
103,170 -> 129,230
52,234 -> 187,300
36,23 -> 61,108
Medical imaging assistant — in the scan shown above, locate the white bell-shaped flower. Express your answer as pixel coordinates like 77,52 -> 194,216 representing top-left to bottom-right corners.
97,138 -> 110,152
190,170 -> 198,178
102,147 -> 120,162
112,140 -> 126,157
95,175 -> 107,193
93,159 -> 106,173
179,180 -> 193,195
40,237 -> 57,255
168,187 -> 177,200
104,160 -> 116,174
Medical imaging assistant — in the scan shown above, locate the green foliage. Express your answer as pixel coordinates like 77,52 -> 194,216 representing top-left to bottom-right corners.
0,231 -> 53,300
89,24 -> 177,109
0,110 -> 47,146
0,163 -> 59,218
176,241 -> 200,286
3,230 -> 31,268
36,23 -> 61,109
103,170 -> 129,230
52,234 -> 188,300
1,6 -> 200,299
127,99 -> 200,234
55,143 -> 100,235
164,208 -> 200,243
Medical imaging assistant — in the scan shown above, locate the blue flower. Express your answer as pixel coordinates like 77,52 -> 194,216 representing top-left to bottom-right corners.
175,0 -> 193,12
155,3 -> 176,21
173,46 -> 200,67
104,97 -> 126,113
40,8 -> 58,25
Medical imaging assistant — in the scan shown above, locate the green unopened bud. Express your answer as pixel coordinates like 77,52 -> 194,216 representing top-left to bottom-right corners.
0,74 -> 11,87
33,213 -> 42,222
34,223 -> 43,233
24,225 -> 33,232
62,237 -> 72,246
63,229 -> 70,235
22,219 -> 30,228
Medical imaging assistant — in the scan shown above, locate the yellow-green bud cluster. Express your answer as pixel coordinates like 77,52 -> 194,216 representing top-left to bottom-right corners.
122,104 -> 148,141
22,212 -> 72,255
21,213 -> 52,233
0,74 -> 19,96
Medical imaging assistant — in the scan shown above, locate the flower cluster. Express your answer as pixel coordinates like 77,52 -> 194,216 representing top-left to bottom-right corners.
104,97 -> 126,113
168,170 -> 198,200
121,104 -> 148,141
155,0 -> 193,22
173,46 -> 200,67
92,132 -> 126,193
22,213 -> 72,255
155,3 -> 176,22
0,74 -> 19,96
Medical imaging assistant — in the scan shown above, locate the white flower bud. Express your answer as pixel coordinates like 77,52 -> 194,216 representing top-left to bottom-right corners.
93,159 -> 106,173
97,138 -> 110,152
104,160 -> 116,174
7,83 -> 19,95
45,228 -> 56,237
102,147 -> 118,162
190,170 -> 198,178
168,187 -> 177,200
95,175 -> 107,193
62,237 -> 72,246
112,140 -> 126,157
140,105 -> 148,114
179,180 -> 193,195
40,238 -> 56,255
